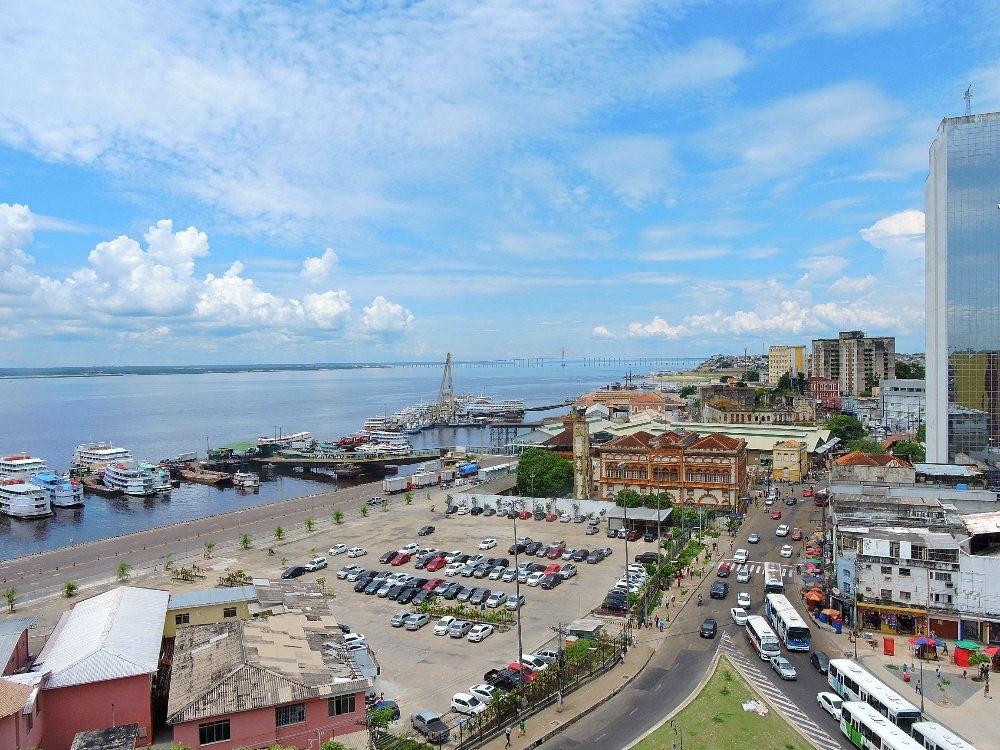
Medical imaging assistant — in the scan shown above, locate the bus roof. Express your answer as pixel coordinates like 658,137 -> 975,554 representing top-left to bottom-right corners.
911,722 -> 978,750
841,703 -> 923,749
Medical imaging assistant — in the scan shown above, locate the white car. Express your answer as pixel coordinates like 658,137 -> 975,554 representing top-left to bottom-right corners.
452,692 -> 487,715
468,623 -> 494,642
737,592 -> 751,609
775,524 -> 790,537
336,564 -> 360,579
347,547 -> 367,558
479,538 -> 497,550
343,632 -> 366,646
485,591 -> 508,608
444,562 -> 463,577
817,692 -> 843,720
780,545 -> 794,558
456,505 -> 470,515
433,616 -> 457,636
399,543 -> 420,555
733,549 -> 749,564
470,683 -> 500,703
519,655 -> 548,672
731,607 -> 748,625
329,544 -> 347,556
736,568 -> 751,583
526,572 -> 546,587
444,550 -> 463,563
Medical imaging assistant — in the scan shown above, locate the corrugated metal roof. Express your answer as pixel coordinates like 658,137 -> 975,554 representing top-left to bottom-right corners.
168,585 -> 257,610
0,616 -> 38,636
38,586 -> 169,689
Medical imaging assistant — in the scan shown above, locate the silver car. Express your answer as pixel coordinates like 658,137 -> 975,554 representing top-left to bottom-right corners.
501,568 -> 517,582
405,613 -> 431,630
770,656 -> 797,680
391,610 -> 411,627
560,564 -> 578,579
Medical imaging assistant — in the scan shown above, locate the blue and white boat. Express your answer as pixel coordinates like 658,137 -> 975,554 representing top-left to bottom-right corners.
30,471 -> 84,508
102,461 -> 156,496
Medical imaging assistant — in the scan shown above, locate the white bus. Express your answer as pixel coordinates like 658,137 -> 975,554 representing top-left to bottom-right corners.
763,561 -> 784,594
840,701 -> 924,750
763,593 -> 812,651
744,615 -> 781,660
910,722 -> 979,750
828,659 -> 922,733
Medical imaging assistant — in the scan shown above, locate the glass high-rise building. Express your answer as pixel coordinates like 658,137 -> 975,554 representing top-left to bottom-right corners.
925,113 -> 1000,463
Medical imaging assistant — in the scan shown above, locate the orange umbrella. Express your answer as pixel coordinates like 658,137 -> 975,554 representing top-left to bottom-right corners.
805,590 -> 825,602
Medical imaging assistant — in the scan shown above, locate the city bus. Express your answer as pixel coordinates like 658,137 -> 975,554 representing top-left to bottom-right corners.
744,615 -> 781,660
763,561 -> 784,594
910,722 -> 979,750
840,702 -> 924,750
763,593 -> 812,651
828,659 -> 922,733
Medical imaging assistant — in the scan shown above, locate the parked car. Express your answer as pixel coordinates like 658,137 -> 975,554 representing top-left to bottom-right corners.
747,533 -> 760,544
418,525 -> 435,536
405,613 -> 431,630
468,624 -> 494,642
347,547 -> 367,558
770,656 -> 797,680
507,663 -> 538,681
607,528 -> 618,538
635,551 -> 658,565
575,514 -> 587,523
540,574 -> 563,589
469,684 -> 501,703
370,700 -> 400,721
380,550 -> 400,564
625,529 -> 640,542
346,568 -> 371,582
518,510 -> 532,520
573,549 -> 591,562
368,496 -> 385,506
337,564 -> 361,579
303,555 -> 328,571
699,618 -> 717,638
392,552 -> 413,566
546,545 -> 565,559
506,593 -> 526,611
780,545 -> 793,558
508,542 -> 528,554
479,538 -> 497,550
501,568 -> 517,582
397,587 -> 420,604
470,506 -> 483,516
810,650 -> 831,674
586,550 -> 605,564
412,590 -> 434,606
483,507 -> 496,517
643,530 -> 657,543
391,610 -> 412,627
736,568 -> 751,584
791,528 -> 803,541
730,607 -> 748,625
598,547 -> 613,558
446,505 -> 459,514
710,581 -> 729,599
532,648 -> 560,664
329,544 -> 347,556
281,566 -> 307,579
560,564 -> 578,579
585,525 -> 600,535
733,549 -> 749,564
451,692 -> 487,715
411,711 -> 450,743
817,692 -> 842,719
448,620 -> 475,638
444,550 -> 464,563
469,588 -> 492,606
433,616 -> 456,635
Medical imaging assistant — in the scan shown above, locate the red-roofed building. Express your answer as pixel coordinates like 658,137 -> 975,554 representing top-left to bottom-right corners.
597,429 -> 748,511
830,451 -> 915,485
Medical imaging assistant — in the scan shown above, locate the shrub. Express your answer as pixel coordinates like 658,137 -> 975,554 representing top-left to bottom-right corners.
62,581 -> 79,598
274,526 -> 285,540
116,561 -> 132,581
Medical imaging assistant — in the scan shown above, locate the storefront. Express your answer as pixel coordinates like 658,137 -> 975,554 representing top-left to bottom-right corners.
858,603 -> 927,636
928,615 -> 959,640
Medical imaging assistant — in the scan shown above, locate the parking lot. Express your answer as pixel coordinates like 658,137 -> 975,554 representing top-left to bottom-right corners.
312,497 -> 638,722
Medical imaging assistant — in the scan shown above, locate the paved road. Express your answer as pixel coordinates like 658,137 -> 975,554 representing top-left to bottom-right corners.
546,478 -> 855,750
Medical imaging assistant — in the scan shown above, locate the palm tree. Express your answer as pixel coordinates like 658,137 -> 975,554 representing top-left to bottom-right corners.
116,561 -> 132,581
62,581 -> 79,598
405,490 -> 413,505
204,541 -> 216,559
4,587 -> 16,613
240,533 -> 252,549
333,508 -> 345,524
360,505 -> 369,518
316,577 -> 326,593
274,526 -> 285,540
304,516 -> 315,532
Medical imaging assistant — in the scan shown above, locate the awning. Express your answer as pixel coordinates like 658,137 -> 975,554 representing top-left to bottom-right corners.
815,438 -> 841,455
954,640 -> 981,651
858,602 -> 928,616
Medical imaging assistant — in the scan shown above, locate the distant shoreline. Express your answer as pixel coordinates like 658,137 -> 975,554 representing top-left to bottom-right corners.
0,363 -> 397,379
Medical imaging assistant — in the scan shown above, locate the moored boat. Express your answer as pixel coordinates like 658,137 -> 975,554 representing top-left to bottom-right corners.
232,471 -> 260,489
0,479 -> 52,518
0,454 -> 48,480
71,443 -> 133,471
30,471 -> 84,507
139,462 -> 173,493
102,461 -> 157,496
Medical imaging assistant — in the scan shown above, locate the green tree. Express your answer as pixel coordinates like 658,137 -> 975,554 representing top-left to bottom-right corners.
4,587 -> 16,613
316,577 -> 326,593
163,552 -> 175,570
304,516 -> 315,532
333,508 -> 345,524
116,561 -> 132,581
369,706 -> 397,729
360,505 -> 369,517
776,372 -> 792,392
203,541 -> 215,558
896,361 -> 926,380
514,448 -> 574,497
274,526 -> 285,540
62,581 -> 79,598
320,741 -> 350,750
679,385 -> 697,398
827,414 -> 866,443
404,490 -> 413,505
916,423 -> 926,442
240,533 -> 252,549
892,441 -> 926,463
849,439 -> 886,454
743,370 -> 760,382
614,489 -> 643,508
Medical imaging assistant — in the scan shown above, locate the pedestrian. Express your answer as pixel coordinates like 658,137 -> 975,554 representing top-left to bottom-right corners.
986,682 -> 991,699
518,718 -> 526,737
505,726 -> 512,747
942,642 -> 949,656
654,615 -> 660,628
936,665 -> 942,681
916,679 -> 921,695
659,619 -> 664,633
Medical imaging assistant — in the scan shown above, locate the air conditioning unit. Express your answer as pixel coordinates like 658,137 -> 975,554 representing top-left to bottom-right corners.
945,582 -> 954,589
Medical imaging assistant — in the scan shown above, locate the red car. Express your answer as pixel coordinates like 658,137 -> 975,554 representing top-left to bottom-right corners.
507,662 -> 537,681
518,510 -> 532,520
546,545 -> 565,559
717,562 -> 731,577
425,557 -> 447,572
544,563 -> 561,575
770,510 -> 782,520
802,487 -> 815,497
391,552 -> 412,566
545,513 -> 557,522
423,577 -> 446,590
625,529 -> 641,542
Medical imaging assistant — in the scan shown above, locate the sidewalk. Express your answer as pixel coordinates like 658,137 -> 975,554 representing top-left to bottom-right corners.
809,613 -> 999,750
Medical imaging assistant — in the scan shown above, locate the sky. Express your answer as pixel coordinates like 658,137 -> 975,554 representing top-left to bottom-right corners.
0,0 -> 997,366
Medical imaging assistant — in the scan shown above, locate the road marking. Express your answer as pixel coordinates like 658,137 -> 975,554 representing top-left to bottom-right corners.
629,707 -> 639,715
720,633 -> 841,750
654,683 -> 662,691
595,734 -> 606,741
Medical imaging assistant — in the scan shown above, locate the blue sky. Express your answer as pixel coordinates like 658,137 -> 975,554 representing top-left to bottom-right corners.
0,0 -> 996,365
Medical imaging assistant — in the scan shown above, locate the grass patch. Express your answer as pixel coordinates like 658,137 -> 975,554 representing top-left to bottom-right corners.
886,664 -> 900,670
632,657 -> 809,750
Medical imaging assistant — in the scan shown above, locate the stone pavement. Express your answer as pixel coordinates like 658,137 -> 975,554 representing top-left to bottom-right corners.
808,615 -> 998,750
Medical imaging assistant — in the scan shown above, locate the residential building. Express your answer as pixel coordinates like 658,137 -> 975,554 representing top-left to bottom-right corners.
0,616 -> 37,676
768,345 -> 806,384
830,452 -> 915,485
926,112 -> 1000,464
806,376 -> 840,411
33,586 -> 169,750
772,440 -> 808,482
167,613 -> 371,749
0,673 -> 45,750
164,585 -> 257,638
575,389 -> 686,419
840,395 -> 880,428
597,429 -> 748,510
879,379 -> 926,433
812,331 -> 896,397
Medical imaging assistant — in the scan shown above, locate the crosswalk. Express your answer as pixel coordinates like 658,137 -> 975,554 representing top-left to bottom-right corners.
720,561 -> 795,579
719,632 -> 842,750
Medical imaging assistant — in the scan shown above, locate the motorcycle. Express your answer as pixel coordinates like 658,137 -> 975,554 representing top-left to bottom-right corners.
697,595 -> 703,606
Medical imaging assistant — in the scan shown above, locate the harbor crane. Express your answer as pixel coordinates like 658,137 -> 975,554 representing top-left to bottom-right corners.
433,353 -> 456,424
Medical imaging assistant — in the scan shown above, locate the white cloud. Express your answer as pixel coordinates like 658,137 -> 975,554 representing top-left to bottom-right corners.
0,202 -> 36,275
302,290 -> 352,329
592,325 -> 615,338
829,274 -> 878,295
860,208 -> 924,259
640,245 -> 730,262
362,296 -> 414,334
301,248 -> 339,281
795,254 -> 851,285
196,262 -> 299,327
807,0 -> 927,35
118,326 -> 170,342
626,316 -> 688,339
580,135 -> 676,210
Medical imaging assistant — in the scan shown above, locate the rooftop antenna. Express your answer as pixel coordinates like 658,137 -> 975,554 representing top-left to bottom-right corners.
965,85 -> 973,116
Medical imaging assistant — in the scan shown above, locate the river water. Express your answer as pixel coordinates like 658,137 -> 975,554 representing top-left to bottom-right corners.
0,363 -> 620,559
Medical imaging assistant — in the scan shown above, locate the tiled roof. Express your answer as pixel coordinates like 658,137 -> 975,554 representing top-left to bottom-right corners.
39,586 -> 169,689
689,433 -> 744,451
601,431 -> 657,449
835,451 -> 912,468
774,440 -> 805,448
541,429 -> 572,448
0,678 -> 31,718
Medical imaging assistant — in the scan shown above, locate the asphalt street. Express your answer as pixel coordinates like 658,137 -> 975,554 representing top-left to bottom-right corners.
545,478 -> 855,750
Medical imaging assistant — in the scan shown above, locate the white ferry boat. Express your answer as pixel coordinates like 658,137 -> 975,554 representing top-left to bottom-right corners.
102,461 -> 156,496
0,454 -> 48,480
232,471 -> 260,489
363,416 -> 387,431
256,432 -> 313,449
139,462 -> 173,493
0,479 -> 52,519
465,396 -> 526,416
356,442 -> 413,456
30,472 -> 84,507
367,430 -> 411,446
71,443 -> 133,471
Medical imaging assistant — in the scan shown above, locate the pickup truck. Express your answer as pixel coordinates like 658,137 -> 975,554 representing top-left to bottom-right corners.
484,667 -> 523,690
411,710 -> 450,742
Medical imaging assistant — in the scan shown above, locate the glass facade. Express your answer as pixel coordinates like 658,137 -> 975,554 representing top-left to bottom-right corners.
926,113 -> 1000,462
